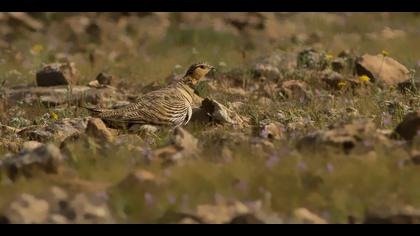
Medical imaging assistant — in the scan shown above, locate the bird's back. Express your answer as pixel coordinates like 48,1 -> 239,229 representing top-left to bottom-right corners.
89,84 -> 194,127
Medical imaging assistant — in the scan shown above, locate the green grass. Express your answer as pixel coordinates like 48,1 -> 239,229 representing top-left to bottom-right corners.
0,13 -> 420,223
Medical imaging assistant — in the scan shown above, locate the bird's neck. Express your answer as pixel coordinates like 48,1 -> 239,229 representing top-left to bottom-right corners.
176,78 -> 204,107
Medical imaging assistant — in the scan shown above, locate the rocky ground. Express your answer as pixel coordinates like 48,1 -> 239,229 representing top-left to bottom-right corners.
0,13 -> 419,224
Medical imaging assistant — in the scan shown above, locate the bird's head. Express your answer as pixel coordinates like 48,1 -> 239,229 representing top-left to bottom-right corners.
182,62 -> 215,86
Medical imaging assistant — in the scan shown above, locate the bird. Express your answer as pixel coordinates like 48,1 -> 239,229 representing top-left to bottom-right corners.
83,62 -> 215,129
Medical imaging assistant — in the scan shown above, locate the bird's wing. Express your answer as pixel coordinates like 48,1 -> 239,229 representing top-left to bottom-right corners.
100,88 -> 191,126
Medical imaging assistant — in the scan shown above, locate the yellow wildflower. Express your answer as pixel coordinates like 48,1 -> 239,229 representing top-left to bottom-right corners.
389,85 -> 395,91
359,75 -> 371,82
382,50 -> 389,57
31,44 -> 44,55
50,111 -> 59,121
337,81 -> 347,89
325,53 -> 334,61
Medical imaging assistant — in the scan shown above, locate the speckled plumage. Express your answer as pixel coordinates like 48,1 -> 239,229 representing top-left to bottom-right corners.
85,63 -> 214,128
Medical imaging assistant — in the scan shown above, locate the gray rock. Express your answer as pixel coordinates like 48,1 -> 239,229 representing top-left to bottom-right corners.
2,144 -> 64,181
394,110 -> 420,141
356,54 -> 410,86
36,62 -> 78,87
297,48 -> 328,70
18,118 -> 89,143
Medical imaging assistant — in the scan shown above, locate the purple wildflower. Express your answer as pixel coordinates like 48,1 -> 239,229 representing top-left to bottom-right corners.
266,154 -> 279,169
164,169 -> 172,177
383,118 -> 392,126
299,96 -> 305,103
167,194 -> 176,205
260,128 -> 269,139
95,191 -> 109,200
234,180 -> 248,193
142,147 -> 153,161
326,163 -> 334,173
363,140 -> 372,147
214,193 -> 225,204
297,161 -> 307,170
144,192 -> 154,207
398,159 -> 405,169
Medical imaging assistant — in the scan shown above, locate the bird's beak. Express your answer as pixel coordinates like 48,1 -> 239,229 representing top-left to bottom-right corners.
210,66 -> 216,71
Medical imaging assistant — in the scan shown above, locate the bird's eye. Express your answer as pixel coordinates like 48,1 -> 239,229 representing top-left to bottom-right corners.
199,65 -> 205,69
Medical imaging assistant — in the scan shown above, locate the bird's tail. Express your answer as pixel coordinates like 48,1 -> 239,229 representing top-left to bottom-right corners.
78,104 -> 106,116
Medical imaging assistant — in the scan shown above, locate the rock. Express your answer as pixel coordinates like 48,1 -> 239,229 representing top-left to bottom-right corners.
253,63 -> 280,80
251,51 -> 296,80
153,128 -> 198,164
0,139 -> 21,153
2,144 -> 64,180
114,134 -> 144,151
67,193 -> 114,223
257,120 -> 283,140
225,87 -> 247,97
6,12 -> 44,31
293,208 -> 327,224
331,57 -> 347,73
298,120 -> 391,154
128,124 -> 159,135
117,169 -> 162,190
196,201 -> 251,224
189,107 -> 212,124
36,62 -> 78,87
280,80 -> 310,99
364,206 -> 420,224
1,194 -> 50,224
394,111 -> 420,141
8,85 -> 119,106
201,98 -> 246,127
157,211 -> 204,224
96,73 -> 115,86
409,149 -> 420,165
230,214 -> 265,224
321,70 -> 360,91
171,127 -> 198,155
257,97 -> 274,107
356,54 -> 410,86
0,123 -> 21,136
88,73 -> 116,88
18,118 -> 89,143
85,118 -> 114,143
297,48 -> 328,70
1,187 -> 115,224
22,141 -> 43,151
87,80 -> 101,88
398,80 -> 419,94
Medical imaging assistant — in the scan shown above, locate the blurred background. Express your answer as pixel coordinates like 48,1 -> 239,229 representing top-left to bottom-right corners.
1,12 -> 419,86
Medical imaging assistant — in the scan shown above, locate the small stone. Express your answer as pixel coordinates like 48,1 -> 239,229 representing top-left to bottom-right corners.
117,169 -> 162,191
2,194 -> 50,224
257,120 -> 283,140
18,118 -> 89,143
85,118 -> 114,143
36,62 -> 78,87
394,110 -> 420,141
96,73 -> 115,86
297,48 -> 328,70
230,214 -> 265,224
356,54 -> 410,86
129,124 -> 159,135
22,141 -> 43,151
171,127 -> 198,154
201,98 -> 246,127
2,144 -> 64,181
280,80 -> 310,99
293,208 -> 327,224
331,57 -> 347,73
